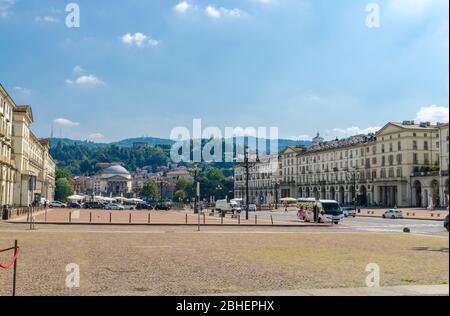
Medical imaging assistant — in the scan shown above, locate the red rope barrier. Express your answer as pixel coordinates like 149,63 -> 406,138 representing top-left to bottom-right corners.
0,246 -> 21,270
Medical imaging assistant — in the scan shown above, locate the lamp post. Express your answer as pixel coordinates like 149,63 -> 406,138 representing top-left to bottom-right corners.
189,166 -> 201,231
346,169 -> 360,209
271,179 -> 280,210
240,146 -> 260,220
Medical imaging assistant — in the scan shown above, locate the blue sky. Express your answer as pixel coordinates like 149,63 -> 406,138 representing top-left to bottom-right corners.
0,0 -> 448,142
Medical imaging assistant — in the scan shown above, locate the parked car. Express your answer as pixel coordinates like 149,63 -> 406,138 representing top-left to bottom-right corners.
248,204 -> 257,212
341,207 -> 357,218
48,201 -> 67,208
69,202 -> 82,209
444,214 -> 449,232
382,209 -> 404,219
106,203 -> 125,210
154,203 -> 171,211
84,201 -> 105,209
136,202 -> 152,210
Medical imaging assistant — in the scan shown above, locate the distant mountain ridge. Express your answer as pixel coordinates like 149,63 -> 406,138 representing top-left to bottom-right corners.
49,137 -> 312,152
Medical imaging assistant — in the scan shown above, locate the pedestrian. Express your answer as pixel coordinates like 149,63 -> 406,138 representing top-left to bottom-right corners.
44,200 -> 48,209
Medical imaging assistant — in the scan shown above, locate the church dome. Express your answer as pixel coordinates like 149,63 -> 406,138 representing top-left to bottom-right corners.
102,165 -> 130,175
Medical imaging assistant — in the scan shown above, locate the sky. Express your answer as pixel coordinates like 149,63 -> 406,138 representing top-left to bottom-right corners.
0,0 -> 449,143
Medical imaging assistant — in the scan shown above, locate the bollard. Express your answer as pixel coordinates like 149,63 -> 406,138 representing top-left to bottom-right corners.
203,213 -> 206,225
90,212 -> 93,223
129,213 -> 132,224
271,215 -> 274,225
12,240 -> 18,297
238,215 -> 241,225
69,212 -> 72,223
221,214 -> 224,225
148,213 -> 151,224
45,209 -> 47,223
186,214 -> 188,225
110,212 -> 112,224
255,215 -> 257,225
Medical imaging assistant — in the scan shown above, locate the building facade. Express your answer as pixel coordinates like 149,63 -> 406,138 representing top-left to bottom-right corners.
0,85 -> 16,207
12,106 -> 56,206
234,155 -> 281,205
235,121 -> 450,209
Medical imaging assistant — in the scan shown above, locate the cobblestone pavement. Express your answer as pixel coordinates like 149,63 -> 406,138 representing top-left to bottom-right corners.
0,223 -> 448,296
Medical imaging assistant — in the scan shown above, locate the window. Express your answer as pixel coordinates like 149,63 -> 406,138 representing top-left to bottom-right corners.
424,141 -> 429,151
398,141 -> 402,151
413,141 -> 418,150
424,153 -> 429,165
397,154 -> 403,164
413,153 -> 418,165
382,156 -> 386,166
396,168 -> 402,178
389,143 -> 393,152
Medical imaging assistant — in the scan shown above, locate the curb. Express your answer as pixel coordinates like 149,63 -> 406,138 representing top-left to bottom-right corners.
356,215 -> 445,222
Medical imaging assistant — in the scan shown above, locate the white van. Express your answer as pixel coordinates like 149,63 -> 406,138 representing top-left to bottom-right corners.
297,198 -> 343,224
215,199 -> 242,214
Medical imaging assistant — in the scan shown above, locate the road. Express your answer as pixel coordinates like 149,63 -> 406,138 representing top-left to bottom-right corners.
251,211 -> 448,235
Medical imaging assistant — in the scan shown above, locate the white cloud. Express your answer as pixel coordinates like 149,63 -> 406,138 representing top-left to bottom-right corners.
174,1 -> 192,13
73,65 -> 84,73
205,6 -> 247,18
54,118 -> 80,127
121,33 -> 159,48
66,75 -> 105,86
87,133 -> 105,141
331,126 -> 381,139
12,86 -> 32,95
0,0 -> 15,18
415,105 -> 449,123
389,0 -> 448,17
296,135 -> 312,141
34,15 -> 59,23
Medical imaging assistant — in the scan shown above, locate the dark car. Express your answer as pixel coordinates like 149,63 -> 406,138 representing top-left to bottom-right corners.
154,204 -> 171,211
69,202 -> 82,209
84,201 -> 105,209
445,214 -> 449,232
136,202 -> 152,210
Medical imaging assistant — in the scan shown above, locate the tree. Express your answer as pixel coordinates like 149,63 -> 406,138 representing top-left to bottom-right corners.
141,180 -> 158,201
173,190 -> 187,202
55,178 -> 73,202
56,169 -> 72,181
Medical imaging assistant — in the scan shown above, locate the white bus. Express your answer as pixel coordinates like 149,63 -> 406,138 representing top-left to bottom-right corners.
297,198 -> 343,224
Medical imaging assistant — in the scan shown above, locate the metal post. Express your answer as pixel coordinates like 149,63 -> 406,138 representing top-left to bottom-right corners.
238,215 -> 241,225
89,212 -> 92,223
129,213 -> 132,224
221,213 -> 224,225
12,240 -> 18,297
255,215 -> 257,225
110,212 -> 112,224
203,213 -> 206,225
245,148 -> 250,221
148,213 -> 151,224
271,215 -> 274,225
186,214 -> 188,225
69,211 -> 72,223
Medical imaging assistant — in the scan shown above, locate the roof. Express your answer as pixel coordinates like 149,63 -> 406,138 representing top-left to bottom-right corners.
102,165 -> 130,175
13,105 -> 34,122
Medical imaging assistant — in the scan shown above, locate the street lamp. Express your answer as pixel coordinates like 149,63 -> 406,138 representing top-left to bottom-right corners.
240,146 -> 260,220
346,169 -> 361,209
189,166 -> 202,231
272,179 -> 280,210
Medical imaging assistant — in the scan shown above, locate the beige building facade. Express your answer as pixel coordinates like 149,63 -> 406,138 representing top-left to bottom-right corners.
0,84 -> 16,207
235,121 -> 450,209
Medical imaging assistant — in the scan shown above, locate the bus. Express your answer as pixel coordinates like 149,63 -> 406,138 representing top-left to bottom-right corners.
297,198 -> 343,224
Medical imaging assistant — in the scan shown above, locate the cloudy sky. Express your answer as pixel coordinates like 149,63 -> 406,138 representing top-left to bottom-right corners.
0,0 -> 448,142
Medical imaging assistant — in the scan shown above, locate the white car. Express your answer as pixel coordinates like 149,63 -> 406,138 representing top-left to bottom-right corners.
383,209 -> 404,219
248,204 -> 257,212
106,203 -> 125,210
49,201 -> 67,208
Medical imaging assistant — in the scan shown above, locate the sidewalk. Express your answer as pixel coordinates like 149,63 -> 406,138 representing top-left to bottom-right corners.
211,284 -> 449,296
